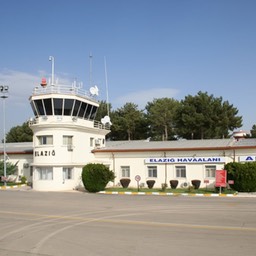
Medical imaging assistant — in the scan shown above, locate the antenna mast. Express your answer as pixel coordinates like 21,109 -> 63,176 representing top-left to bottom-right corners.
89,53 -> 93,87
104,56 -> 110,116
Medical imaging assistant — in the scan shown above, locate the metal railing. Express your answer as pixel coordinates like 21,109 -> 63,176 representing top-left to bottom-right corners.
32,84 -> 98,102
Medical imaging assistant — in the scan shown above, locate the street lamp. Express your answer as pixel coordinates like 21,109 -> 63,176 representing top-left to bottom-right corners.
0,85 -> 9,186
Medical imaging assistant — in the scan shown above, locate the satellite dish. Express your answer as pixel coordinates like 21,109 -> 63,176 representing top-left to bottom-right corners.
89,85 -> 99,96
101,115 -> 112,125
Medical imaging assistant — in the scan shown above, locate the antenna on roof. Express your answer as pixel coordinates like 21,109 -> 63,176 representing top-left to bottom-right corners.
101,56 -> 112,126
104,56 -> 110,117
89,53 -> 93,87
49,56 -> 55,85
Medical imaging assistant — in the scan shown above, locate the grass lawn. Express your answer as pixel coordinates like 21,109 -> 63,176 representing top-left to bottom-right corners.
105,187 -> 237,194
0,182 -> 24,187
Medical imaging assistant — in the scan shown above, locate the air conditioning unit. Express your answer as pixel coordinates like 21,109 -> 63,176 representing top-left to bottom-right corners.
23,163 -> 30,168
182,182 -> 189,188
67,144 -> 73,151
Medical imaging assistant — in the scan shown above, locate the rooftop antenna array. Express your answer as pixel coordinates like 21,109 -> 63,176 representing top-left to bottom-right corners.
89,53 -> 99,97
101,57 -> 112,126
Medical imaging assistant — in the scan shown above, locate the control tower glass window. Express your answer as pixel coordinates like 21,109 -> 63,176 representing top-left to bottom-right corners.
34,99 -> 45,115
53,99 -> 63,115
84,104 -> 92,119
90,106 -> 97,120
78,102 -> 87,118
30,101 -> 38,117
43,98 -> 53,115
64,99 -> 74,115
72,100 -> 81,117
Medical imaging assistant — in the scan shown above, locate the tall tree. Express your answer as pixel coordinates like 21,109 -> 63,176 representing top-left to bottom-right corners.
250,125 -> 256,138
174,91 -> 242,139
95,100 -> 112,122
110,103 -> 144,140
145,98 -> 179,141
6,122 -> 33,142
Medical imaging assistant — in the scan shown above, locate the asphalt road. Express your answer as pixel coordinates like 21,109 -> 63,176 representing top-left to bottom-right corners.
0,190 -> 255,256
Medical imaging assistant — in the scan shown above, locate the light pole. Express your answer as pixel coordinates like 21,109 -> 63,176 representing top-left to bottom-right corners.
0,85 -> 9,186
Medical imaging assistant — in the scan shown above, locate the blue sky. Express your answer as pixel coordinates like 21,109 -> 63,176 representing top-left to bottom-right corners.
0,0 -> 256,139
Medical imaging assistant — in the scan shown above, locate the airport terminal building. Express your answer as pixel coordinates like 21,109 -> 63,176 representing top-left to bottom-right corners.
1,79 -> 255,191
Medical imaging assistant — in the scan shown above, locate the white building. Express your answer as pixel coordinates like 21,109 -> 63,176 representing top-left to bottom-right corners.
1,77 -> 256,191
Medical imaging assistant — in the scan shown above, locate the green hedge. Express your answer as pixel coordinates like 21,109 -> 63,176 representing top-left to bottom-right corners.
225,162 -> 256,192
82,163 -> 115,193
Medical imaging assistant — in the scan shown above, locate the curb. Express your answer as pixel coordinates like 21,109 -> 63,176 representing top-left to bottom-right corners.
98,191 -> 237,197
0,184 -> 27,190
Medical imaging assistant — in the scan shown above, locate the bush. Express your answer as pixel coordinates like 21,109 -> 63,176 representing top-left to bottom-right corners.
82,163 -> 115,193
170,180 -> 179,189
191,179 -> 201,189
120,178 -> 131,188
146,180 -> 155,189
225,162 -> 256,192
20,176 -> 27,184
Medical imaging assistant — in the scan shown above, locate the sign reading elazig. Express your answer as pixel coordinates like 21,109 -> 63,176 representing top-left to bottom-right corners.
145,157 -> 225,164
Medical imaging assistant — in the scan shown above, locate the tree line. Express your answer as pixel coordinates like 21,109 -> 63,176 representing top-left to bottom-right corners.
5,91 -> 252,142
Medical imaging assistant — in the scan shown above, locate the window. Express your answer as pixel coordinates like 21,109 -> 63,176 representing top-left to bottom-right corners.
63,135 -> 73,146
34,99 -> 45,115
53,98 -> 63,115
37,135 -> 53,145
38,167 -> 53,180
90,138 -> 94,147
205,165 -> 216,178
63,99 -> 74,115
78,102 -> 87,118
176,166 -> 186,178
43,98 -> 53,115
72,100 -> 81,117
148,166 -> 157,178
121,166 -> 130,177
63,168 -> 73,180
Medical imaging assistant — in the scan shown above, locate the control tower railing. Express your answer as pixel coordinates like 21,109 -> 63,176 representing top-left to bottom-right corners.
32,83 -> 98,102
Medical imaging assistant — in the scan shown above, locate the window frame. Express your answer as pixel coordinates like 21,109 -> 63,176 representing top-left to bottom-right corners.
205,165 -> 216,178
63,135 -> 73,146
147,166 -> 157,178
63,167 -> 73,180
37,135 -> 53,145
37,167 -> 53,180
121,166 -> 130,178
175,166 -> 186,178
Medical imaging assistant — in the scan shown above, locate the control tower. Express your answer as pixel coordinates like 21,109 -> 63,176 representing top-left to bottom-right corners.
29,61 -> 110,191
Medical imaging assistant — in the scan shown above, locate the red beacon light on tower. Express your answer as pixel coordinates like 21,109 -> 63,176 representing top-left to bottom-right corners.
41,78 -> 47,87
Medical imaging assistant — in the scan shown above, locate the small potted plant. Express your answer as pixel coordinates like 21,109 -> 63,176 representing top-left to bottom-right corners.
191,179 -> 201,189
120,178 -> 131,188
170,180 -> 179,189
146,180 -> 155,189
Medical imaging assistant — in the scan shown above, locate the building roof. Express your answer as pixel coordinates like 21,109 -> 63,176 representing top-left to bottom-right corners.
0,142 -> 33,154
93,138 -> 256,153
2,138 -> 256,155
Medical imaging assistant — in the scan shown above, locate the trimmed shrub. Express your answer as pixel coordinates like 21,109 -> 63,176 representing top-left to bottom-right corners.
191,179 -> 201,189
170,180 -> 179,189
225,162 -> 256,192
20,176 -> 27,184
82,163 -> 115,193
146,180 -> 155,189
120,178 -> 131,188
